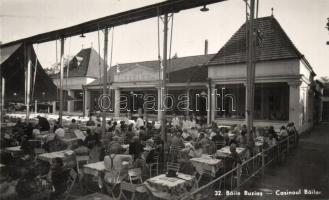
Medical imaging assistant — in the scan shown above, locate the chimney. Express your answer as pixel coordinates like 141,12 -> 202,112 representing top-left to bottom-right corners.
204,39 -> 208,55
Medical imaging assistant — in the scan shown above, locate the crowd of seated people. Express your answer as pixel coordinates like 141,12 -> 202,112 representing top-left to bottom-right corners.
0,112 -> 300,199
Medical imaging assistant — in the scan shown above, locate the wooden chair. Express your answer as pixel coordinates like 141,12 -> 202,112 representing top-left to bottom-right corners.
167,162 -> 180,173
64,169 -> 78,200
197,169 -> 214,187
168,145 -> 182,162
215,141 -> 226,150
128,168 -> 143,184
76,155 -> 89,174
34,148 -> 46,156
147,155 -> 159,178
118,181 -> 138,200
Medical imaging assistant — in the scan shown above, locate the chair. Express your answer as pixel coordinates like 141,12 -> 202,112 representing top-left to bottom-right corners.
197,169 -> 214,187
147,155 -> 159,178
118,181 -> 139,200
76,155 -> 89,174
167,162 -> 180,173
168,145 -> 182,162
215,141 -> 226,150
128,168 -> 143,184
34,148 -> 46,156
64,169 -> 78,200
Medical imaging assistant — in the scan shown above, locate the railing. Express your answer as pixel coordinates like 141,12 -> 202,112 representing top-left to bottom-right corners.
181,133 -> 298,200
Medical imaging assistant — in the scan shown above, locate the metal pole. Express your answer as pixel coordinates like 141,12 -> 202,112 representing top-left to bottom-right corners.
246,0 -> 255,145
59,38 -> 65,125
0,60 -> 2,125
161,13 -> 169,143
26,45 -> 32,122
102,27 -> 109,135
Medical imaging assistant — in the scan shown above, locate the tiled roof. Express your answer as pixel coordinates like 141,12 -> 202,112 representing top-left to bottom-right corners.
52,47 -> 105,78
87,54 -> 214,86
208,16 -> 303,66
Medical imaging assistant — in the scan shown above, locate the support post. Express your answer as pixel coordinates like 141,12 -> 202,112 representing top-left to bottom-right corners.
59,38 -> 65,125
245,0 -> 256,146
0,77 -> 4,125
35,100 -> 38,114
102,27 -> 109,135
26,45 -> 32,122
114,88 -> 120,119
161,13 -> 169,143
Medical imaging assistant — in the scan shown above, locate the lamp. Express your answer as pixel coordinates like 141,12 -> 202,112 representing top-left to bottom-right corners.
200,5 -> 209,12
80,32 -> 86,38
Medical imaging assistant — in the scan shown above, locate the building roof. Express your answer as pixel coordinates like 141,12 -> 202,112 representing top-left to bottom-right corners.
87,54 -> 214,86
52,47 -> 105,79
208,16 -> 304,66
1,44 -> 58,102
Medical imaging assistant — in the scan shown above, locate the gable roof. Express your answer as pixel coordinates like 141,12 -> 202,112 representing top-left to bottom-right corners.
208,16 -> 303,66
87,54 -> 214,86
51,47 -> 105,79
1,44 -> 58,102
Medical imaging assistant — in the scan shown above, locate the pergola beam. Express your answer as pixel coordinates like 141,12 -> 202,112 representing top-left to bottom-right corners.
0,0 -> 226,47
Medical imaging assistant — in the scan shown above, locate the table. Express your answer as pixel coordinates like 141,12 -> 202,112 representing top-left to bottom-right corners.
62,137 -> 79,146
38,150 -> 75,166
190,155 -> 223,177
5,146 -> 23,157
75,193 -> 112,200
144,173 -> 196,200
84,161 -> 105,177
216,146 -> 246,158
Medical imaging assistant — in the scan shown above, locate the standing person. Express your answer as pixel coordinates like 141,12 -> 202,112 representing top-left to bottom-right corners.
53,118 -> 61,133
49,158 -> 69,200
135,116 -> 144,130
172,114 -> 180,128
68,119 -> 78,132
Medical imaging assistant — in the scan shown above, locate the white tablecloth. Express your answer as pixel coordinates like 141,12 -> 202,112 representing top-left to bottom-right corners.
83,161 -> 105,177
144,173 -> 196,200
190,155 -> 222,177
38,150 -> 75,165
216,146 -> 246,158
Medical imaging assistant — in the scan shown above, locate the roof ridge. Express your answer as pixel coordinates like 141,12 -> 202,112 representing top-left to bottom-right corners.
208,16 -> 303,66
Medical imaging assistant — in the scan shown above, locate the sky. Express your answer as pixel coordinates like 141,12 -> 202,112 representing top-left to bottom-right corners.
1,0 -> 328,78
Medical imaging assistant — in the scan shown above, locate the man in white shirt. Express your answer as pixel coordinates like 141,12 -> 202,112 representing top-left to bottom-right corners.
135,117 -> 144,129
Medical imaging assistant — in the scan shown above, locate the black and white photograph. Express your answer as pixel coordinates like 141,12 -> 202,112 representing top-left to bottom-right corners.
0,0 -> 328,199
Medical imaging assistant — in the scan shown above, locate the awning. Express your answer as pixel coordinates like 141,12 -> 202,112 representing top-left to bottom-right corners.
0,43 -> 22,64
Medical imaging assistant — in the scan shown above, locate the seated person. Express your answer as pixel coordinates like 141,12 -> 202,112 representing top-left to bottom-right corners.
170,131 -> 185,149
129,136 -> 144,160
188,142 -> 203,158
86,116 -> 96,126
181,129 -> 192,141
16,168 -> 51,200
20,135 -> 34,156
84,129 -> 98,149
212,129 -> 225,143
226,143 -> 242,171
179,151 -> 195,175
107,136 -> 126,155
43,135 -> 68,153
36,116 -> 50,132
104,154 -> 132,184
68,119 -> 78,132
49,158 -> 70,199
73,140 -> 89,156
